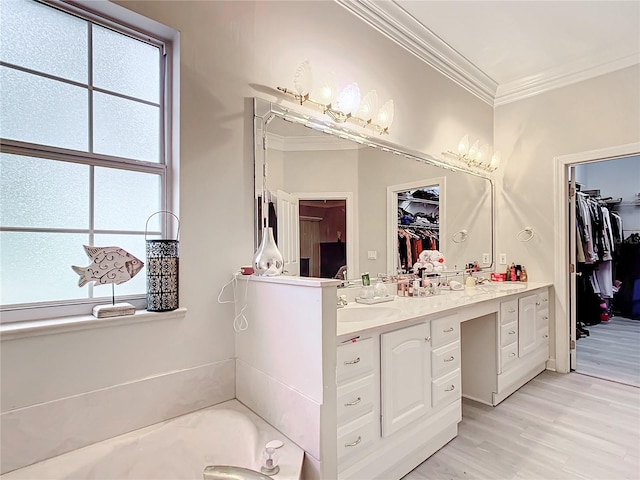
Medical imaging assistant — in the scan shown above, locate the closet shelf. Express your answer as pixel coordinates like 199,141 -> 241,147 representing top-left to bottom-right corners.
398,196 -> 439,206
398,223 -> 439,230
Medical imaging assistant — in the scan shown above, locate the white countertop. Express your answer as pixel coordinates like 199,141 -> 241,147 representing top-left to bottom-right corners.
336,281 -> 551,338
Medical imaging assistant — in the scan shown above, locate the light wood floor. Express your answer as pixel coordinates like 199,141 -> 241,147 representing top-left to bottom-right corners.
576,316 -> 640,387
402,371 -> 640,480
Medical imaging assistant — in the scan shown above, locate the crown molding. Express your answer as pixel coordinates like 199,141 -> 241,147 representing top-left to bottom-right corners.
337,0 -> 640,108
267,132 -> 361,152
335,0 -> 497,106
495,52 -> 640,106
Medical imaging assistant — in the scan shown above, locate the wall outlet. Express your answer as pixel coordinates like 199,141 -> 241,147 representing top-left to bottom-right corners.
482,253 -> 490,264
367,250 -> 377,260
499,253 -> 507,265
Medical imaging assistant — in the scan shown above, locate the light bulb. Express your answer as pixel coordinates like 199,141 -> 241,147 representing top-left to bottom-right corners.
357,90 -> 378,121
490,151 -> 501,170
376,100 -> 394,130
477,144 -> 491,165
336,83 -> 361,116
293,59 -> 313,96
468,140 -> 479,161
317,72 -> 338,105
457,135 -> 469,155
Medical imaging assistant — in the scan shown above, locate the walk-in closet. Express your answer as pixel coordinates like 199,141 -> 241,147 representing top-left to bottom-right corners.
574,156 -> 640,387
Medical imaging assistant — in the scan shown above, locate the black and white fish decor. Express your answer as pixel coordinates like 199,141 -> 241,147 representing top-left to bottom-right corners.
72,245 -> 144,287
71,245 -> 144,318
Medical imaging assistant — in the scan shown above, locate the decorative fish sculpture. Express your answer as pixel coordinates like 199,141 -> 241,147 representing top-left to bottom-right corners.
72,245 -> 144,287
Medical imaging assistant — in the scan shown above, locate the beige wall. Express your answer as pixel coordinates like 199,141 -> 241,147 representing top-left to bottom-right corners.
494,65 -> 640,369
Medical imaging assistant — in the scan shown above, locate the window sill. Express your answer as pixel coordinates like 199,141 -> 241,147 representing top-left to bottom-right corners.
0,307 -> 187,341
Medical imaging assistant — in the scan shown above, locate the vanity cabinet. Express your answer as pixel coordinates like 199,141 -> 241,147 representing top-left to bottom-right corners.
237,276 -> 551,480
336,337 -> 378,463
463,287 -> 551,406
381,322 -> 431,437
518,294 -> 538,358
339,315 -> 461,480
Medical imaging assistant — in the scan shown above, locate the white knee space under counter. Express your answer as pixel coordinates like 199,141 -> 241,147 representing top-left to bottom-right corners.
235,275 -> 552,480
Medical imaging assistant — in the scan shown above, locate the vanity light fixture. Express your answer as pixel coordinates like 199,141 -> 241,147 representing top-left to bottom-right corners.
277,60 -> 395,134
444,134 -> 501,172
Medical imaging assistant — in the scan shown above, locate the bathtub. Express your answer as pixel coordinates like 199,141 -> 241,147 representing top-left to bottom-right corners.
1,400 -> 303,480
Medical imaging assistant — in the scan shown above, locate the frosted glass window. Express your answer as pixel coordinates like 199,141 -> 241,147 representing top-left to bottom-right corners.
0,153 -> 89,229
94,167 -> 161,231
93,25 -> 160,104
0,0 -> 88,83
0,232 -> 89,305
0,1 -> 173,317
0,67 -> 89,151
94,234 -> 148,297
93,92 -> 160,162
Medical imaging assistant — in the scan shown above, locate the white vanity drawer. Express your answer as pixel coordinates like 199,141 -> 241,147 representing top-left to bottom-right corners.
431,341 -> 460,378
538,309 -> 550,327
337,375 -> 375,425
500,299 -> 518,325
537,326 -> 550,358
336,337 -> 374,385
537,289 -> 549,308
500,321 -> 518,348
430,315 -> 459,348
432,370 -> 461,409
500,342 -> 518,372
337,411 -> 376,461
538,326 -> 550,345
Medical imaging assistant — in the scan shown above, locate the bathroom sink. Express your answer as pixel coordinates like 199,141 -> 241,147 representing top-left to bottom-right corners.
478,282 -> 527,293
337,305 -> 399,323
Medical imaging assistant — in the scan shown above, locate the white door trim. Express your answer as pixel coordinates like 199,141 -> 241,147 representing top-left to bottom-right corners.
553,142 -> 640,373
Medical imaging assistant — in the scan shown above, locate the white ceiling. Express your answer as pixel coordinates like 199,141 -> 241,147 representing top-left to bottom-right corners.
337,0 -> 640,105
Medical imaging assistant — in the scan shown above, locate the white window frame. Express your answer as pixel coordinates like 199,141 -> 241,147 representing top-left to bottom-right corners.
0,0 -> 180,324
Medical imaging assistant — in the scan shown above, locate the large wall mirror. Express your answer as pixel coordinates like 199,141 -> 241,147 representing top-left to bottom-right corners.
254,97 -> 494,280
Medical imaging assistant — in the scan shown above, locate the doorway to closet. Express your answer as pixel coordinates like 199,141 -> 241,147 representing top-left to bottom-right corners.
299,199 -> 347,279
572,155 -> 640,387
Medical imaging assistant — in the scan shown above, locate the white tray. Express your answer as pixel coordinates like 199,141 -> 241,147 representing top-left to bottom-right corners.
355,296 -> 395,305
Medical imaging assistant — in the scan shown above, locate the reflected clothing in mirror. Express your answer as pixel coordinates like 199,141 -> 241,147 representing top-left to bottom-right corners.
398,227 -> 439,273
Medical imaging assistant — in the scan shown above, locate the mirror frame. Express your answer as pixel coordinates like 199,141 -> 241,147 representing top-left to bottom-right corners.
253,97 -> 495,274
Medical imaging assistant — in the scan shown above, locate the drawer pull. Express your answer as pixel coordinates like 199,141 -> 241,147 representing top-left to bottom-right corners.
445,385 -> 455,392
509,352 -> 516,357
344,357 -> 361,365
344,397 -> 362,407
536,301 -> 541,306
543,334 -> 549,339
345,436 -> 362,447
543,298 -> 548,302
444,356 -> 455,362
425,335 -> 431,342
508,308 -> 516,313
543,316 -> 549,320
508,330 -> 516,335
443,327 -> 454,333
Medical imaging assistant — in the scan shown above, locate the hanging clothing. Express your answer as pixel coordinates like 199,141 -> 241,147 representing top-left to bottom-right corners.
575,190 -> 625,321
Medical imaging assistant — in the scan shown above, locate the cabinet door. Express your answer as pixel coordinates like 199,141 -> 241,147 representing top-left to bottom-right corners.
381,322 -> 431,437
518,294 -> 538,357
